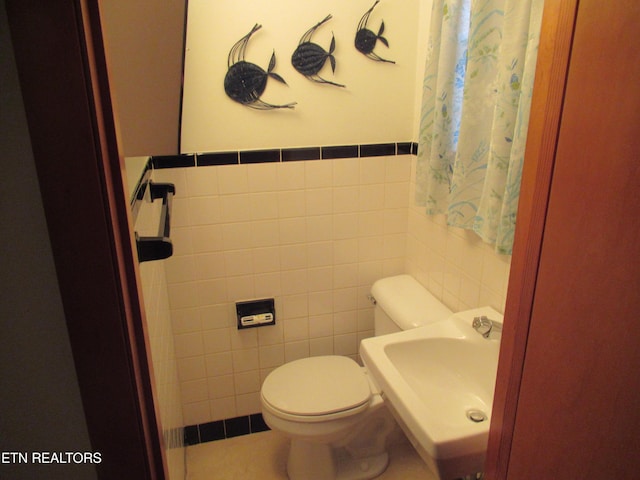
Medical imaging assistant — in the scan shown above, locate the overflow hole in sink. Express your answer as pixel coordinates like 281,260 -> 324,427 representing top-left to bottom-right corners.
466,409 -> 488,423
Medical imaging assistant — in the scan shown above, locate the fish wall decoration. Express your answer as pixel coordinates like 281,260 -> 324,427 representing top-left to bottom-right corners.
224,24 -> 296,110
355,1 -> 395,64
291,15 -> 345,88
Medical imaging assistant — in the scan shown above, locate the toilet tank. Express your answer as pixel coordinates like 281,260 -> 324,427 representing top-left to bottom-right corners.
371,275 -> 453,335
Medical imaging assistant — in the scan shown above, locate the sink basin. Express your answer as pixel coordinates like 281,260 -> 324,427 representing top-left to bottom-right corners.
360,306 -> 503,480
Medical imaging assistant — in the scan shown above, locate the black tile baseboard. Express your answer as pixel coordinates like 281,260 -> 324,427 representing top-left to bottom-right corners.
225,415 -> 251,438
198,420 -> 225,443
184,413 -> 271,446
249,413 -> 270,433
151,142 -> 418,170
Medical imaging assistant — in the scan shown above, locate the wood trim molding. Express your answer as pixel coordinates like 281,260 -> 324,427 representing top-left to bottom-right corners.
6,0 -> 165,477
80,0 -> 167,476
484,0 -> 579,478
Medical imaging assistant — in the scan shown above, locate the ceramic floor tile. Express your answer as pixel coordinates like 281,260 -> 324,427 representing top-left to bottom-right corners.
186,429 -> 437,480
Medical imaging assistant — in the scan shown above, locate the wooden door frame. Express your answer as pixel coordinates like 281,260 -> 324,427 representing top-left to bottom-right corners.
484,0 -> 579,478
6,0 -> 166,478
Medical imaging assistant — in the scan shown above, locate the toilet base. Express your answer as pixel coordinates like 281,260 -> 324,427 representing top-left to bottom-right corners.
287,439 -> 389,480
334,449 -> 389,480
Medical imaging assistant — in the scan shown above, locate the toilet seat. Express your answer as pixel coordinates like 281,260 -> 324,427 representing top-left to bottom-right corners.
261,356 -> 371,423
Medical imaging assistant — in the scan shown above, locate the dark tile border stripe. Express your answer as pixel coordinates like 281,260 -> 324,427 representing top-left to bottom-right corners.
321,144 -> 359,160
360,143 -> 396,157
240,149 -> 280,164
397,142 -> 414,155
183,413 -> 271,446
152,154 -> 196,169
197,151 -> 239,166
282,146 -> 321,161
150,142 -> 417,170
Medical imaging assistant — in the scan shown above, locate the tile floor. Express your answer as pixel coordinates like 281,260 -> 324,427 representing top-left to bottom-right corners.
186,428 -> 437,479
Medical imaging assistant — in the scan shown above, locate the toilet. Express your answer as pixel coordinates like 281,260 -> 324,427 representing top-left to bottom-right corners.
260,274 -> 453,480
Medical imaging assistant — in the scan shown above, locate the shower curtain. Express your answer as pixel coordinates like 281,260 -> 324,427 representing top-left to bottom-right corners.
415,0 -> 544,254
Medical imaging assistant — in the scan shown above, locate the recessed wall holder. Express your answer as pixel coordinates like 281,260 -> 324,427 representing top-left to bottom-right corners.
135,182 -> 175,262
236,298 -> 276,329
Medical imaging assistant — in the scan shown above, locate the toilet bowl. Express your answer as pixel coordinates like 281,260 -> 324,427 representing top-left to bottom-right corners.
262,355 -> 394,480
260,275 -> 452,480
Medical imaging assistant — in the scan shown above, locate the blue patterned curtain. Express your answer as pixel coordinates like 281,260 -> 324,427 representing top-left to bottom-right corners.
415,0 -> 544,254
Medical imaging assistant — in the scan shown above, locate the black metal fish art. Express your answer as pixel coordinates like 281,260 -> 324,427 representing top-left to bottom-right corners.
355,1 -> 395,64
291,14 -> 345,88
224,24 -> 296,110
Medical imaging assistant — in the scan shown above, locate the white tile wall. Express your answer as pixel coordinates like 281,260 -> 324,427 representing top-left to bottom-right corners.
154,155 -> 410,425
153,152 -> 511,426
137,197 -> 185,478
405,156 -> 511,313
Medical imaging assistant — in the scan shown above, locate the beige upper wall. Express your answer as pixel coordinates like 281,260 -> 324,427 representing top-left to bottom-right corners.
100,0 -> 434,156
413,0 -> 432,139
181,0 -> 429,152
100,0 -> 186,156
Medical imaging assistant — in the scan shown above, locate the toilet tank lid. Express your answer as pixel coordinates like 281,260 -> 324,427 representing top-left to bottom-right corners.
371,275 -> 453,330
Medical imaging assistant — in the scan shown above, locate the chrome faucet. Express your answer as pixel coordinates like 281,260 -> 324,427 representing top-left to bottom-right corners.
472,316 -> 502,339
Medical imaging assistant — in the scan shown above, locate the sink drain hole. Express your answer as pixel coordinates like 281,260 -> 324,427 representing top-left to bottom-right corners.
466,409 -> 488,423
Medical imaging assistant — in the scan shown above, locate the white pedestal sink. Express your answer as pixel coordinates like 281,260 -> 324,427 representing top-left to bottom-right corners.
360,307 -> 503,480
